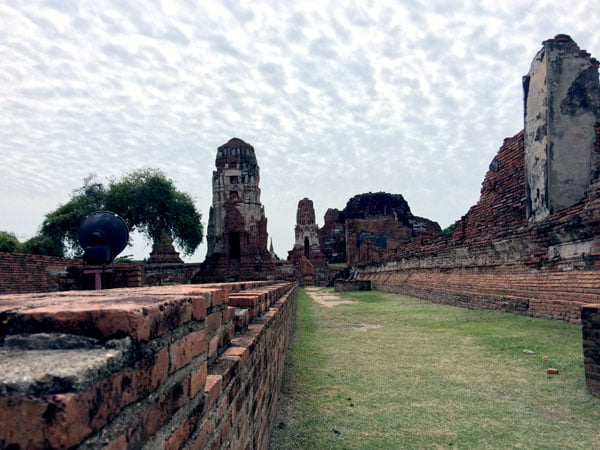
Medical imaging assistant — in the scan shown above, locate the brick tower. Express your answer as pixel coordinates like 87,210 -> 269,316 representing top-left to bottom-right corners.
288,198 -> 327,285
197,138 -> 274,282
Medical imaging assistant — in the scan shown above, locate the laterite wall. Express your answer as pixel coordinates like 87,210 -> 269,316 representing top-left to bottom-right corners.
0,280 -> 297,449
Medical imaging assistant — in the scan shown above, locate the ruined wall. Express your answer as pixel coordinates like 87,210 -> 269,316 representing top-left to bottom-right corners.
315,193 -> 442,267
318,208 -> 345,264
0,252 -> 77,294
524,35 -> 600,221
198,138 -> 274,282
144,263 -> 203,287
0,252 -> 143,294
582,303 -> 600,397
345,216 -> 413,266
356,36 -> 600,326
0,280 -> 297,448
288,198 -> 328,285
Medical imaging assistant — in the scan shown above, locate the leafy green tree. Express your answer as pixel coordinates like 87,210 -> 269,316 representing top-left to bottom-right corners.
21,234 -> 64,256
40,175 -> 106,256
40,169 -> 203,257
0,231 -> 21,253
105,169 -> 203,256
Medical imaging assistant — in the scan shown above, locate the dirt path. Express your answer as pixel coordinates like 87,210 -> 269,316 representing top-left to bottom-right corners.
303,287 -> 358,307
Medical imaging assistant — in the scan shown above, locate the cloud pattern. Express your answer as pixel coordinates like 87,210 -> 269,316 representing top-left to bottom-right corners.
1,0 -> 599,260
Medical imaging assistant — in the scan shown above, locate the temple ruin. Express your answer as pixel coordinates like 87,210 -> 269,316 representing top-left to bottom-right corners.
287,198 -> 327,285
524,34 -> 600,221
3,39 -> 600,445
195,138 -> 274,282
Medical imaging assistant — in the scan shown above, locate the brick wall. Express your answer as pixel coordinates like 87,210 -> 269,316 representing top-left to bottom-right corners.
357,130 -> 600,325
0,252 -> 77,294
582,304 -> 600,397
144,262 -> 203,286
0,280 -> 297,448
0,252 -> 144,294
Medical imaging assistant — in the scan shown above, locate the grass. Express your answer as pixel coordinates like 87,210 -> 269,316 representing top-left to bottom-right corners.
270,289 -> 600,449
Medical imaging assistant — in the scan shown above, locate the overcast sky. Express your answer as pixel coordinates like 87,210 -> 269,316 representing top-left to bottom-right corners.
1,1 -> 599,262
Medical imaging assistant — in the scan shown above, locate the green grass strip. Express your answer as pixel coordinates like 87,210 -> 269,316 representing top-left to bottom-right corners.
271,289 -> 600,449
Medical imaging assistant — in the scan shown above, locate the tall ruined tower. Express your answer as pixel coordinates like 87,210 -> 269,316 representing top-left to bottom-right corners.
198,138 -> 274,281
288,198 -> 327,285
524,34 -> 600,222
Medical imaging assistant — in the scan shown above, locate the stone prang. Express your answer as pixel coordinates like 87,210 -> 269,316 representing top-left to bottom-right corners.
196,138 -> 274,282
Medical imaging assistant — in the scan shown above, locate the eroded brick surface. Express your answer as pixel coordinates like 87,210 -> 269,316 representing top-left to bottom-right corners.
0,281 -> 297,449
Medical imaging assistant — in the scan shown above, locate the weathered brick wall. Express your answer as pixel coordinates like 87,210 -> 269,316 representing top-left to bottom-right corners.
363,269 -> 600,323
144,262 -> 203,286
0,252 -> 144,294
357,129 -> 600,325
582,304 -> 600,397
0,280 -> 297,449
0,252 -> 78,294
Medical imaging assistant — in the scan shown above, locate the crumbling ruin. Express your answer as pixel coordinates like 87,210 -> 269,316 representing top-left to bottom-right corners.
287,198 -> 327,285
353,35 -> 600,324
312,192 -> 442,267
524,34 -> 600,222
195,138 -> 274,282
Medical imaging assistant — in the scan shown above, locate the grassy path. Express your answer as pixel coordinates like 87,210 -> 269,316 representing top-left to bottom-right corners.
270,288 -> 600,449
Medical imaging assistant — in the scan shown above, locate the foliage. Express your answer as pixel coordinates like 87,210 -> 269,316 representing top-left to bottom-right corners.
41,175 -> 106,256
443,220 -> 459,235
39,169 -> 203,257
0,231 -> 21,253
105,169 -> 203,256
272,289 -> 600,448
114,255 -> 145,264
21,234 -> 64,256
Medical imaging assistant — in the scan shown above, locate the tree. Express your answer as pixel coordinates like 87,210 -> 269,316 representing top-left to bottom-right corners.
0,231 -> 21,253
21,234 -> 64,256
41,175 -> 106,256
40,169 -> 203,257
105,169 -> 203,256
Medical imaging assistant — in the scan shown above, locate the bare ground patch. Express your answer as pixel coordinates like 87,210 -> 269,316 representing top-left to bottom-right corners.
304,287 -> 358,308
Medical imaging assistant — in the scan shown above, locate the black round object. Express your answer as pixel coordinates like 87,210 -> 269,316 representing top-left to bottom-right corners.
78,211 -> 129,262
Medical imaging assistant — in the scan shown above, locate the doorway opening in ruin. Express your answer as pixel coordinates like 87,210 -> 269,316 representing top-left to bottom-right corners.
229,232 -> 241,259
304,237 -> 310,258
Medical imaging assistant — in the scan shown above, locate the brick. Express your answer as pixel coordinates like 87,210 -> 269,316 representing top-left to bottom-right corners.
207,311 -> 222,334
190,362 -> 208,398
223,306 -> 236,323
204,375 -> 222,409
192,295 -> 208,320
191,417 -> 215,450
170,329 -> 208,373
208,335 -> 219,359
223,346 -> 249,365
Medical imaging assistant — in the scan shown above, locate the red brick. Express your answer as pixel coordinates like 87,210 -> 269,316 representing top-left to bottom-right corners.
204,375 -> 222,409
191,417 -> 215,450
207,311 -> 222,334
192,295 -> 208,320
223,306 -> 236,323
223,346 -> 249,365
169,329 -> 208,372
190,362 -> 208,398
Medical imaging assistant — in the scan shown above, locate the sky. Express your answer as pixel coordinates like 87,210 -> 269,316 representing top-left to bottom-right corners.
1,0 -> 599,262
